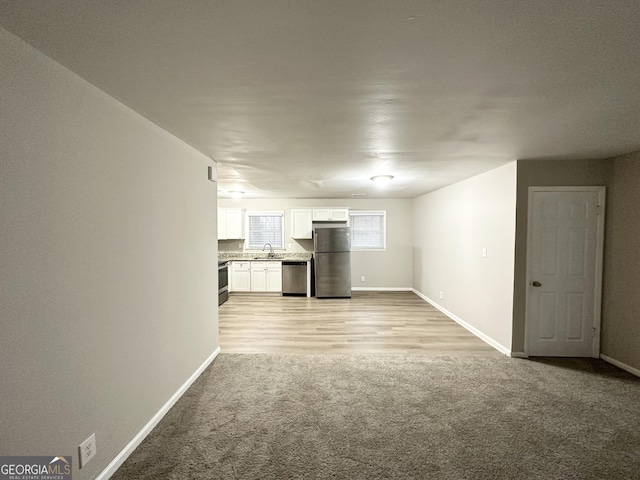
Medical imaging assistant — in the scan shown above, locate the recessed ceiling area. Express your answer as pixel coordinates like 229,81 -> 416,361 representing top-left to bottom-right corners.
1,0 -> 639,198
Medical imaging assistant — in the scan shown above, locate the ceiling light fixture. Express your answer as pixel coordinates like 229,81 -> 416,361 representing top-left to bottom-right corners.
370,175 -> 394,184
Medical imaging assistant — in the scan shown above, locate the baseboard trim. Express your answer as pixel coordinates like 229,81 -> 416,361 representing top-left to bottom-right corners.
510,352 -> 528,359
351,287 -> 413,292
97,346 -> 221,480
412,289 -> 511,356
600,354 -> 640,378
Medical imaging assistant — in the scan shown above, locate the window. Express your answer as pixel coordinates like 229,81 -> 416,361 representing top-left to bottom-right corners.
246,211 -> 284,249
349,211 -> 386,250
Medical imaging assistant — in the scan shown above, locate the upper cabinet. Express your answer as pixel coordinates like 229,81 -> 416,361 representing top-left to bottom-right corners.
292,208 -> 350,239
218,208 -> 245,239
220,206 -> 348,241
312,208 -> 349,222
291,209 -> 313,239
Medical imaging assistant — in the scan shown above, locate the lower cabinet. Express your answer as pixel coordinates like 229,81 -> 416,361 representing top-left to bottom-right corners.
230,261 -> 251,292
230,260 -> 282,293
250,261 -> 282,292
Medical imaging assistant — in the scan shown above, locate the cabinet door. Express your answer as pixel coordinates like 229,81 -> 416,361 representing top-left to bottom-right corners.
226,208 -> 245,239
230,262 -> 250,291
330,209 -> 349,222
312,209 -> 331,221
250,270 -> 267,291
218,208 -> 227,240
232,271 -> 251,292
266,263 -> 282,292
291,209 -> 313,239
250,262 -> 267,291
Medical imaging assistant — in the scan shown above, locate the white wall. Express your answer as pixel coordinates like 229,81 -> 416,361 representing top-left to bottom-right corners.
0,27 -> 219,479
412,163 -> 517,352
219,198 -> 413,290
600,151 -> 640,372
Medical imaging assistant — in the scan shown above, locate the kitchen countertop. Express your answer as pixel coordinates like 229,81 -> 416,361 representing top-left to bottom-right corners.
219,253 -> 312,263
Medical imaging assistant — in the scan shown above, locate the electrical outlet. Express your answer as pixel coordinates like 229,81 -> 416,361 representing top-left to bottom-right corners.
79,433 -> 97,468
439,291 -> 443,300
482,248 -> 488,258
361,276 -> 365,282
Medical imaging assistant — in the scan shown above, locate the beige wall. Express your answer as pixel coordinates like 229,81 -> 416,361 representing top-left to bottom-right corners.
601,152 -> 640,371
219,198 -> 413,289
412,163 -> 517,351
0,28 -> 219,479
512,159 -> 610,353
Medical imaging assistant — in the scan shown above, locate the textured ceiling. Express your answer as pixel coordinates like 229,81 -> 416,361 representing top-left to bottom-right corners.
1,0 -> 640,198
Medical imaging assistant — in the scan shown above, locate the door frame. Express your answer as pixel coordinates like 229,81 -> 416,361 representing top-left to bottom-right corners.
524,186 -> 606,358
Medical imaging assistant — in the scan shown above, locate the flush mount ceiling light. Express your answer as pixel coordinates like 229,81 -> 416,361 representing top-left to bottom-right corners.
370,175 -> 394,184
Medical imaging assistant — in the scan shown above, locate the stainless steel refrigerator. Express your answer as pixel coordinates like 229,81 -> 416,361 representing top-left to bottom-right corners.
314,227 -> 351,298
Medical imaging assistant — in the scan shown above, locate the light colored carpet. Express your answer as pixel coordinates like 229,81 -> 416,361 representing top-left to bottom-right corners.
112,354 -> 640,479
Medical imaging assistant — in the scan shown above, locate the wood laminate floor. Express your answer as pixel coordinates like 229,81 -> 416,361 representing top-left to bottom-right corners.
219,291 -> 501,356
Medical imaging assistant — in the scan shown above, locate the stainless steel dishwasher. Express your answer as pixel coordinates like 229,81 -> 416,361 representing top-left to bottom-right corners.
282,261 -> 307,296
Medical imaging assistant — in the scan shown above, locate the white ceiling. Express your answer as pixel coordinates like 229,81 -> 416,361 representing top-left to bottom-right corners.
1,1 -> 640,199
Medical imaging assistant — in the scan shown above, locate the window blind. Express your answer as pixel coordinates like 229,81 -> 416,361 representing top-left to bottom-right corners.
246,211 -> 284,249
349,211 -> 386,250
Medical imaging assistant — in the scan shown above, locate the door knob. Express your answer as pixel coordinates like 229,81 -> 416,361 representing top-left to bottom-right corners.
532,281 -> 542,287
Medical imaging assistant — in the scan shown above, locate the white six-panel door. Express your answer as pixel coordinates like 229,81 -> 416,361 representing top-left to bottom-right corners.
526,187 -> 605,357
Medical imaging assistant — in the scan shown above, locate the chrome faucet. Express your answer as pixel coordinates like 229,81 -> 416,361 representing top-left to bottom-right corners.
263,243 -> 274,257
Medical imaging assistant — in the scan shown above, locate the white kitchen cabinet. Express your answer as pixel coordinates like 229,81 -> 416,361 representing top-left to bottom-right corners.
266,264 -> 283,292
250,261 -> 282,292
312,208 -> 349,222
291,209 -> 313,239
217,208 -> 227,239
218,208 -> 246,240
230,261 -> 251,292
226,208 -> 245,239
250,265 -> 266,291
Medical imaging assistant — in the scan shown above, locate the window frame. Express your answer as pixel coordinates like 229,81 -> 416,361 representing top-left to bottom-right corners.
349,210 -> 387,251
245,210 -> 285,250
